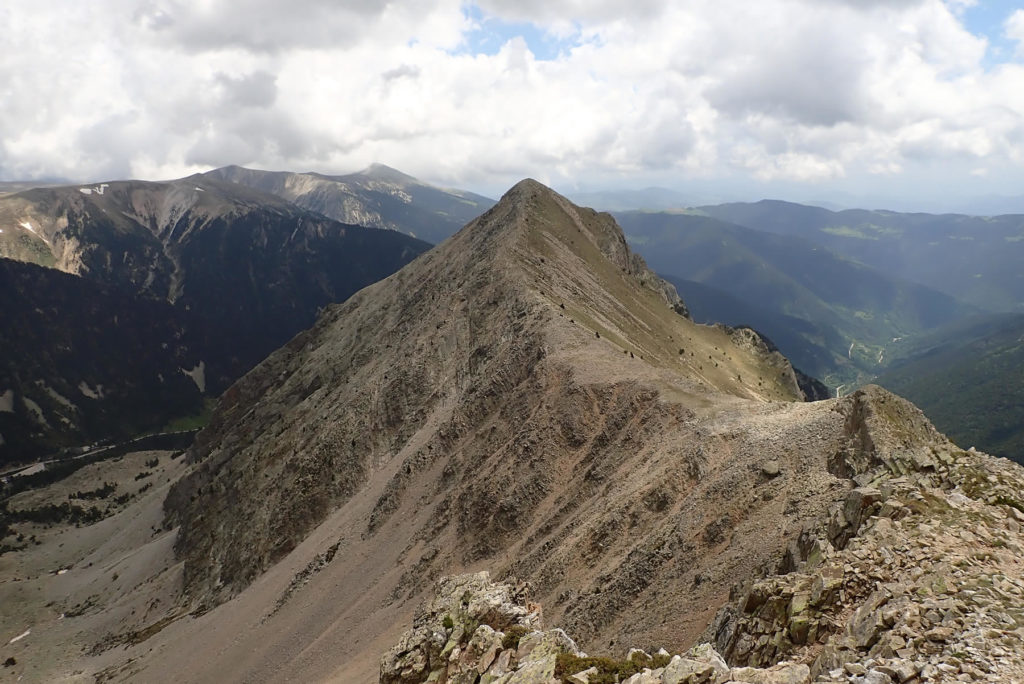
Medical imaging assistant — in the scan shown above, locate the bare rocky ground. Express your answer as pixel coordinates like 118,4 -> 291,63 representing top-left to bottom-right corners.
380,435 -> 1024,684
1,181 -> 1021,684
0,450 -> 188,683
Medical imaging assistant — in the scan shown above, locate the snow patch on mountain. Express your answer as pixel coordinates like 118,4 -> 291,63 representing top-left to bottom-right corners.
180,361 -> 206,393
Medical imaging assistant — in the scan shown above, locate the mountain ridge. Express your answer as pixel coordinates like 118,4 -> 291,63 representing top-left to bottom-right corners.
204,164 -> 496,244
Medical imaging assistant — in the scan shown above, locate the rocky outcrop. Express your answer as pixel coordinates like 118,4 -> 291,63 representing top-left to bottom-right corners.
706,429 -> 1024,682
381,573 -> 814,684
385,429 -> 1024,684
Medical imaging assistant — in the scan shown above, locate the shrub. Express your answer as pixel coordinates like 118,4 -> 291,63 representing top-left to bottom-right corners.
502,624 -> 531,650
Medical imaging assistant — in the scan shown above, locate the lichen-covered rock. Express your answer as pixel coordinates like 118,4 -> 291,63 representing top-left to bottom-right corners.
381,572 -> 540,684
729,662 -> 810,684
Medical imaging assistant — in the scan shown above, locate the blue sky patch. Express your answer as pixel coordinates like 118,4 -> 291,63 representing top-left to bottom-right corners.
454,4 -> 579,60
960,0 -> 1021,67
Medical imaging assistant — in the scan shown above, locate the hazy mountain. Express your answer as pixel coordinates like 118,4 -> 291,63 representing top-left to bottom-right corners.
205,163 -> 496,244
614,211 -> 976,388
876,313 -> 1024,464
566,187 -> 691,212
0,176 -> 429,460
0,258 -> 204,460
697,200 -> 1024,311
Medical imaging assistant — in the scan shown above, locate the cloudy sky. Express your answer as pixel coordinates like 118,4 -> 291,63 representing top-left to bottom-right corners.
2,0 -> 1024,210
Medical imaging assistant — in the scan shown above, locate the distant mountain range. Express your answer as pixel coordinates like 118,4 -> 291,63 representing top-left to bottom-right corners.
3,166 -> 1021,466
696,200 -> 1024,312
205,163 -> 495,244
612,200 -> 1024,461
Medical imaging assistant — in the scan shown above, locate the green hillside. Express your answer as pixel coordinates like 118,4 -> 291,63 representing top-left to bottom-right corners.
616,211 -> 976,388
876,314 -> 1024,464
698,200 -> 1024,311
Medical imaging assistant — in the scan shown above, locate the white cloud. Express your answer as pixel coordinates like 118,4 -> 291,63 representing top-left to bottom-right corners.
0,0 -> 1021,204
1006,9 -> 1024,56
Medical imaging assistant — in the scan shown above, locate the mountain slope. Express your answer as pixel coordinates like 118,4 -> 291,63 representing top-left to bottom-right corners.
165,178 -> 811,604
0,258 -> 204,460
698,200 -> 1024,311
614,211 -> 975,387
662,274 -> 839,389
0,177 -> 429,458
205,164 -> 496,244
876,313 -> 1024,464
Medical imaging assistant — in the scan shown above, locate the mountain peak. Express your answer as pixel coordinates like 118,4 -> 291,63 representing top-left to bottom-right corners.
357,162 -> 419,183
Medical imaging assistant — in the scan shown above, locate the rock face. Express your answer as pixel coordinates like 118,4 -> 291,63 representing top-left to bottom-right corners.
706,424 -> 1024,683
0,176 -> 428,458
381,572 -> 812,684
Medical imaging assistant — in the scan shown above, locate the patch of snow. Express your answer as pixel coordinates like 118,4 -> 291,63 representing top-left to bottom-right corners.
24,397 -> 48,427
96,183 -> 108,195
79,188 -> 92,195
180,360 -> 206,393
194,187 -> 205,192
37,381 -> 76,411
78,381 -> 104,399
8,629 -> 30,644
18,219 -> 50,244
0,390 -> 13,413
56,568 -> 68,575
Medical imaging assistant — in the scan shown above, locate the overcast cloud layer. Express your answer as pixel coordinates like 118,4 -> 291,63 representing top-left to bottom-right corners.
2,0 -> 1023,208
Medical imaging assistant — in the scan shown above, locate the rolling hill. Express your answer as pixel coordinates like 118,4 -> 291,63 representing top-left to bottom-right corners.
876,313 -> 1024,464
